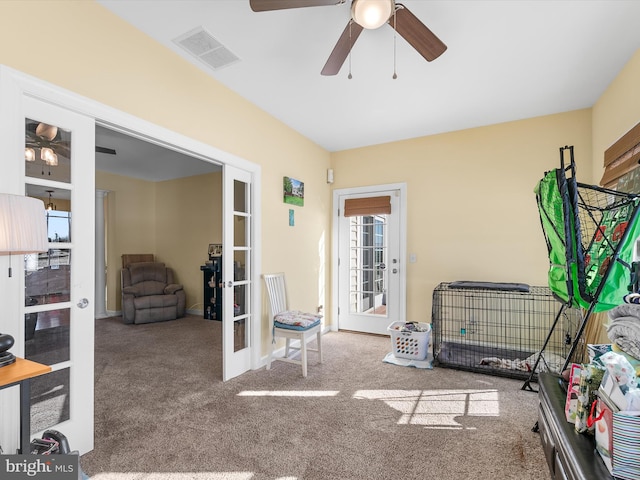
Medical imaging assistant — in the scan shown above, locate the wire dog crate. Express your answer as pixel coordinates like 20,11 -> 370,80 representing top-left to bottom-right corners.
432,281 -> 582,382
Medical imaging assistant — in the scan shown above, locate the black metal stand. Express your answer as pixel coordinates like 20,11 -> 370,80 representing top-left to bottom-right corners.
521,302 -> 571,392
524,145 -> 640,391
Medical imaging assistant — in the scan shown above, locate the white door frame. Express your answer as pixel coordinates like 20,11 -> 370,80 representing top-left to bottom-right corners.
0,65 -> 262,454
331,183 -> 407,332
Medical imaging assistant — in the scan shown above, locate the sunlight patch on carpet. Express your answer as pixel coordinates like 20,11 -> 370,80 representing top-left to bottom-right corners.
353,389 -> 500,429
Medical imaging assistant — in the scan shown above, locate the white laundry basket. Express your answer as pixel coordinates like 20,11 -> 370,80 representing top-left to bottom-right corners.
388,321 -> 431,360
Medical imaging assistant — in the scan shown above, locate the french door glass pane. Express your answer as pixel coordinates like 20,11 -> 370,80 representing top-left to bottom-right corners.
234,284 -> 246,317
349,215 -> 388,315
25,118 -> 71,183
234,251 -> 247,281
25,184 -> 72,306
234,319 -> 246,352
234,216 -> 248,248
30,368 -> 70,434
25,308 -> 70,365
234,180 -> 247,213
25,249 -> 71,306
25,184 -> 72,242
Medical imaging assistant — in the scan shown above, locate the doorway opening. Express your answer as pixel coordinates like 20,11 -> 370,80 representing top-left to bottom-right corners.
93,124 -> 222,322
332,184 -> 407,336
93,124 -> 231,376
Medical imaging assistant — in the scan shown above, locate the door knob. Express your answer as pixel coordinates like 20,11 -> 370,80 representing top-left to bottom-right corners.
77,298 -> 89,309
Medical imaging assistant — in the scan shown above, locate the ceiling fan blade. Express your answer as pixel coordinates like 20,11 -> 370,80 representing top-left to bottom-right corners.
250,0 -> 342,12
96,146 -> 117,155
54,142 -> 71,159
321,20 -> 364,76
390,4 -> 447,62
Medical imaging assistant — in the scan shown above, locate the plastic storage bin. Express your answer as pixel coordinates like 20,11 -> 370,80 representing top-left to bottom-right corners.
388,321 -> 431,360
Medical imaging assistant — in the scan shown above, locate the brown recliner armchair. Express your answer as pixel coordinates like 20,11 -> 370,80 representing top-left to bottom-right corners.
121,261 -> 186,324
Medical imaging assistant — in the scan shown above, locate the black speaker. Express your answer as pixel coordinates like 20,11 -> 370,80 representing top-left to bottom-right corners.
0,333 -> 14,352
0,333 -> 15,367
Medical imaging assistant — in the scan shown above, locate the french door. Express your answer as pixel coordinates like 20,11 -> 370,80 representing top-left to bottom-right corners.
222,165 -> 253,381
21,97 -> 95,454
337,187 -> 405,335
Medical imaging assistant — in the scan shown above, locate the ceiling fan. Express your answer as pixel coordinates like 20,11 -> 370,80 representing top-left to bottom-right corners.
249,0 -> 447,76
26,121 -> 117,160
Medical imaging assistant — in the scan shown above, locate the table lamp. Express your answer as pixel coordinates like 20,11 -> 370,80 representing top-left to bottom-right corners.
0,193 -> 48,367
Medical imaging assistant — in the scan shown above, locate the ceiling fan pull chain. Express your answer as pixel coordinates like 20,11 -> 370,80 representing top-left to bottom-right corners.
348,20 -> 353,79
392,8 -> 397,79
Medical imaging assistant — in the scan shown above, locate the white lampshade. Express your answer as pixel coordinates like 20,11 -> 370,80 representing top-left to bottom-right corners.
351,0 -> 394,29
0,193 -> 48,254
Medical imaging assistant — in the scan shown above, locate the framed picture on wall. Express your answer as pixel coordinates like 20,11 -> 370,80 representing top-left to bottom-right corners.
283,176 -> 304,207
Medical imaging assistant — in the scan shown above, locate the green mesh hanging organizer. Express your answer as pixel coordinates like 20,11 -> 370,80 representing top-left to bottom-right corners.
535,146 -> 640,313
524,146 -> 640,389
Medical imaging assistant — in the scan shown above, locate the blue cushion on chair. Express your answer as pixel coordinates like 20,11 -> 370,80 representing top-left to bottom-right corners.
274,318 -> 321,331
274,310 -> 322,330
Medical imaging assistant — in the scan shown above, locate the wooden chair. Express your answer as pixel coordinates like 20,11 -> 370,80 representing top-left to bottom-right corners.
262,273 -> 322,377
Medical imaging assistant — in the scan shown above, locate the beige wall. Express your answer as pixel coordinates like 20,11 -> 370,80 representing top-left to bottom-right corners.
589,49 -> 640,342
331,109 -> 593,322
96,171 -> 157,311
1,1 -> 639,356
96,171 -> 222,313
592,49 -> 640,186
155,172 -> 222,312
0,2 -> 331,344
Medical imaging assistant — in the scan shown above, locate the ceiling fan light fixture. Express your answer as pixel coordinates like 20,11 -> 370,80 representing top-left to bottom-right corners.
41,147 -> 58,166
351,0 -> 394,29
35,123 -> 58,141
45,190 -> 56,211
25,147 -> 35,162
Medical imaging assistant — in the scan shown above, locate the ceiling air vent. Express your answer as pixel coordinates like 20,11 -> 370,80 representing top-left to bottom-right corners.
173,26 -> 240,71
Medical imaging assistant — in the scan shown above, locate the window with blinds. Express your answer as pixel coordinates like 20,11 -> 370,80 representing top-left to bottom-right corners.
343,196 -> 391,217
601,121 -> 640,191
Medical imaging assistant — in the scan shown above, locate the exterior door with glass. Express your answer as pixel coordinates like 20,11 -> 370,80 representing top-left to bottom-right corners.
222,165 -> 253,381
22,97 -> 95,455
338,189 -> 404,335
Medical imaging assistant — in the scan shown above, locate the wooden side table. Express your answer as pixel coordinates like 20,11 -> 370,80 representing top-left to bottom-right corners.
0,357 -> 51,453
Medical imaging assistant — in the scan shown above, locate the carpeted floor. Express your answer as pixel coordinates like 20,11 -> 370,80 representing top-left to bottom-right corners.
80,315 -> 550,480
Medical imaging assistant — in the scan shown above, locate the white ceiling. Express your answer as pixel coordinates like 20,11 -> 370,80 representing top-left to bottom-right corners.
95,126 -> 221,182
96,0 -> 640,153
